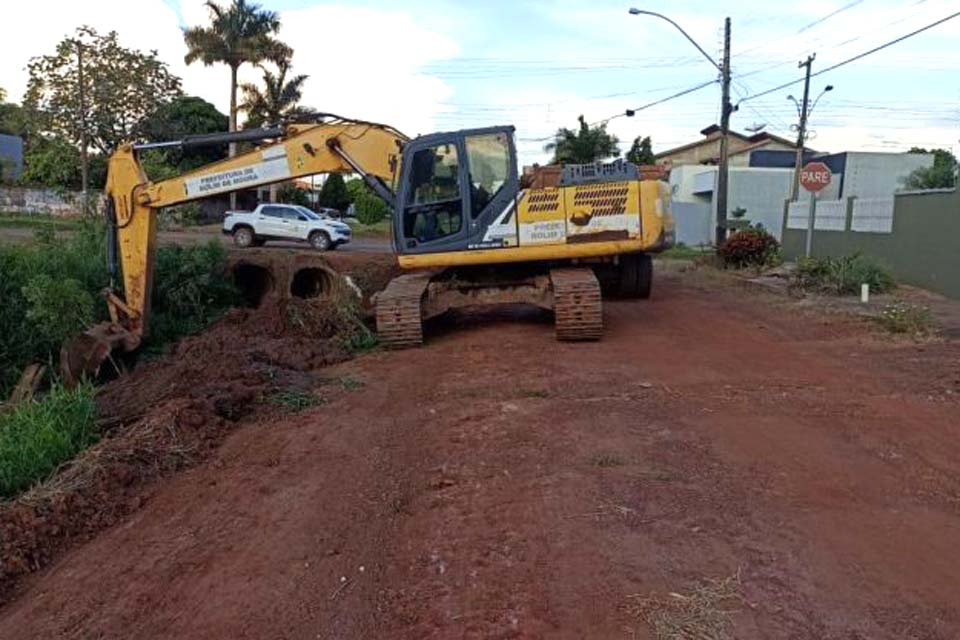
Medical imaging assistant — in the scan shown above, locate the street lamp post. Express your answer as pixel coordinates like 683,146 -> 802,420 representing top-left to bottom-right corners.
628,8 -> 733,247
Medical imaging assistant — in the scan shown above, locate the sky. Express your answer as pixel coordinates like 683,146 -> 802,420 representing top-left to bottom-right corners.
1,0 -> 957,166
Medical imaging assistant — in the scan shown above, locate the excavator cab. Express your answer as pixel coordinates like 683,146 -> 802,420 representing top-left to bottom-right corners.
394,126 -> 519,256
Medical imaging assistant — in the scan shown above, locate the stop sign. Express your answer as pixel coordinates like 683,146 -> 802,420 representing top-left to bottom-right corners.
800,161 -> 832,192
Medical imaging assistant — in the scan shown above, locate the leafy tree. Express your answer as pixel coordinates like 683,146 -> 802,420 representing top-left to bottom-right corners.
23,26 -> 183,155
317,173 -> 350,212
544,115 -> 619,164
625,135 -> 655,165
19,137 -> 82,188
141,96 -> 229,175
0,87 -> 5,102
239,58 -> 310,128
903,148 -> 957,190
183,0 -> 283,152
346,178 -> 389,224
0,101 -> 24,136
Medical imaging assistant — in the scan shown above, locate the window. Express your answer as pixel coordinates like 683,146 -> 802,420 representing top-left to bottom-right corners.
261,206 -> 286,218
409,144 -> 460,205
466,133 -> 510,218
403,143 -> 463,244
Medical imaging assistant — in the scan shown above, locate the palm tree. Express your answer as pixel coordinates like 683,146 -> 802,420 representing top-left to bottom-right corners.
544,115 -> 620,164
239,59 -> 310,128
183,0 -> 283,153
240,56 -> 311,202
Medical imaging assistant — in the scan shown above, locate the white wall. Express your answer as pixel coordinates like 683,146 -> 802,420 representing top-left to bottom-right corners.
843,152 -> 933,198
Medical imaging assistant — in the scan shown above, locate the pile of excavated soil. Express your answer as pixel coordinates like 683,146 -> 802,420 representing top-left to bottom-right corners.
0,254 -> 399,602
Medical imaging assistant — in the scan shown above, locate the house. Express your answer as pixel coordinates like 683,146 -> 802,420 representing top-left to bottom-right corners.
656,125 -> 806,168
0,134 -> 23,181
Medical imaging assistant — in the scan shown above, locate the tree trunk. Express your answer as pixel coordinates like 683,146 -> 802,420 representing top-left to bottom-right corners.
229,64 -> 238,209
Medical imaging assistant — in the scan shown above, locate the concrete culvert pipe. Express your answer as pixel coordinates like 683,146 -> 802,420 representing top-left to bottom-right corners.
290,267 -> 336,299
232,263 -> 276,308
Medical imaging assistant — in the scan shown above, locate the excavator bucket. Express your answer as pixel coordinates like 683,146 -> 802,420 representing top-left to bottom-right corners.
60,323 -> 128,387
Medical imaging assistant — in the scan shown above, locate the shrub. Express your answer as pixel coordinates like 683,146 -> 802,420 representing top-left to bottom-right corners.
0,383 -> 97,497
0,218 -> 109,396
717,227 -> 780,269
0,225 -> 239,395
147,241 -> 241,347
795,253 -> 895,295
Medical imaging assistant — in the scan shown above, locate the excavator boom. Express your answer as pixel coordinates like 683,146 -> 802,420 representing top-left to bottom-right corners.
63,117 -> 407,383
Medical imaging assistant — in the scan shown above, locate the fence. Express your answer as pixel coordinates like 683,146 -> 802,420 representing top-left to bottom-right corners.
0,187 -> 104,217
781,188 -> 960,299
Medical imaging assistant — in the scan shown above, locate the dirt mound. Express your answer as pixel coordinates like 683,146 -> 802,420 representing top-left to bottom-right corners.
0,254 -> 398,603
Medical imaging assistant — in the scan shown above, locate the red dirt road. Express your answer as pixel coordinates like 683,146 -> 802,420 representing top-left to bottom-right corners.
2,269 -> 959,638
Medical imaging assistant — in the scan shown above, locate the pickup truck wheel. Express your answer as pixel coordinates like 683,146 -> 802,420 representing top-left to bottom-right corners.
309,230 -> 331,251
233,227 -> 255,248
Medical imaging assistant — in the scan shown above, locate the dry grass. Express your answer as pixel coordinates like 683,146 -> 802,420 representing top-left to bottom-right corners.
623,572 -> 743,640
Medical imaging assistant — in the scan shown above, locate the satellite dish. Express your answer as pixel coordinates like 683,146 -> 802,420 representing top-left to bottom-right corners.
745,123 -> 767,133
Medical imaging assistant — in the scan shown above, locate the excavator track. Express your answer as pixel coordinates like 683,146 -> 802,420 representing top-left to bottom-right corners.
550,267 -> 603,341
375,271 -> 435,348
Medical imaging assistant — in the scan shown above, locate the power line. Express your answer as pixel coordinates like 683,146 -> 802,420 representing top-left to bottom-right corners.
735,0 -> 867,57
737,10 -> 960,105
518,78 -> 719,143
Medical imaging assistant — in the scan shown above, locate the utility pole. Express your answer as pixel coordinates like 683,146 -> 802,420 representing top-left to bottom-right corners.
791,54 -> 815,201
715,17 -> 732,247
76,40 -> 89,216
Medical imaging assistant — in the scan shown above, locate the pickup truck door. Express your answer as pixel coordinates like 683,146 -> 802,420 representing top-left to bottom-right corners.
257,206 -> 287,237
282,209 -> 309,239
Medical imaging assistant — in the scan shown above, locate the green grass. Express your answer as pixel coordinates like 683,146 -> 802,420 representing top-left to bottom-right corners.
660,244 -> 714,260
0,383 -> 98,498
0,213 -> 82,231
350,219 -> 392,239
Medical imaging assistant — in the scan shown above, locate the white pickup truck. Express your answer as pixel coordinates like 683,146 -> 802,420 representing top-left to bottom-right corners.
222,203 -> 352,251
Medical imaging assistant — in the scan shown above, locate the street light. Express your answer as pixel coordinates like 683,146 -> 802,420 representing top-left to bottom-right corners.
628,7 -> 733,247
627,8 -> 721,71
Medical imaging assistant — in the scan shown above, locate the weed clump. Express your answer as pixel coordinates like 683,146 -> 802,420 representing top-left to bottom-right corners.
0,383 -> 97,498
795,253 -> 895,295
876,302 -> 935,336
624,573 -> 743,640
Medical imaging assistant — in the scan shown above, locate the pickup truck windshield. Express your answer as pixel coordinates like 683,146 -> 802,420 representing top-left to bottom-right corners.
295,206 -> 321,220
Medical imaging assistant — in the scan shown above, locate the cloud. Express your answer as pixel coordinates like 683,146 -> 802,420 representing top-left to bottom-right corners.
272,4 -> 459,136
0,0 -> 459,139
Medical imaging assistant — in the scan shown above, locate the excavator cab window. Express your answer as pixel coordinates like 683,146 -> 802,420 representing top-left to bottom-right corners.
403,144 -> 463,244
465,132 -> 510,219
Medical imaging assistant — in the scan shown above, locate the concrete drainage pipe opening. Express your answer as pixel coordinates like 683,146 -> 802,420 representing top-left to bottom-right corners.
232,263 -> 276,308
290,267 -> 336,299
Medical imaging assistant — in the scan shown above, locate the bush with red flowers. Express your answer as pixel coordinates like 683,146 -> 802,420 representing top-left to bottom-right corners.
718,227 -> 780,269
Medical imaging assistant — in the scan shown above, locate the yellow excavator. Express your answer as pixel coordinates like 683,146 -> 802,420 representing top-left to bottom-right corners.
62,114 -> 674,381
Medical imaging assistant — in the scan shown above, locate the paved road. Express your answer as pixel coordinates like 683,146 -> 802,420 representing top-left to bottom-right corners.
3,267 -> 959,639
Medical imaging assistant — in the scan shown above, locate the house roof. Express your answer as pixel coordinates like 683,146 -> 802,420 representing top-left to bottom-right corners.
655,127 -> 751,160
655,124 -> 810,162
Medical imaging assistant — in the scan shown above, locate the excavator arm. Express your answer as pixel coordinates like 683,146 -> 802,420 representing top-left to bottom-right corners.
63,117 -> 407,383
